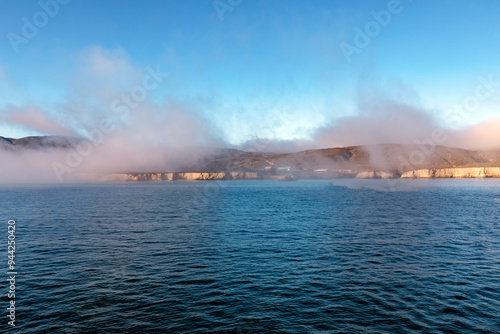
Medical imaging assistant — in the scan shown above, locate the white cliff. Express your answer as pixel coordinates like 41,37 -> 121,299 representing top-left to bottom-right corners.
401,167 -> 500,179
356,171 -> 395,179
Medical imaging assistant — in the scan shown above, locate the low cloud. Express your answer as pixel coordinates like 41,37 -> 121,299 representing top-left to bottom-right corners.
1,46 -> 499,183
314,100 -> 438,148
0,105 -> 72,136
448,118 -> 500,150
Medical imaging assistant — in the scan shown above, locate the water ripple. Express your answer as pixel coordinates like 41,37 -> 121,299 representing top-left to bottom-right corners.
0,180 -> 499,333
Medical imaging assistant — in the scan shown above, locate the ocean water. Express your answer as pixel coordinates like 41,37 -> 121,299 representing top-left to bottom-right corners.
1,179 -> 499,333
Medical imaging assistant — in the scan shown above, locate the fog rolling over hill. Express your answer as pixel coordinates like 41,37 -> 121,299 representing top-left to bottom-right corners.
1,135 -> 500,183
196,144 -> 500,172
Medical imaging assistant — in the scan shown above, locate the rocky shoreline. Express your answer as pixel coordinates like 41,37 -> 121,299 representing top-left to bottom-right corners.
400,167 -> 500,179
102,167 -> 500,182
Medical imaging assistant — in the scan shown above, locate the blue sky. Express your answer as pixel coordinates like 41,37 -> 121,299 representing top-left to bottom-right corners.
1,0 -> 500,146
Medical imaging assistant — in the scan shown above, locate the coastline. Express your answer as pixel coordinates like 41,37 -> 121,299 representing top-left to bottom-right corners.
101,167 -> 500,181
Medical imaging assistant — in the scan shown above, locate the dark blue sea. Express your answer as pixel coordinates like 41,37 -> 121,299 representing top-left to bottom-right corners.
1,179 -> 499,333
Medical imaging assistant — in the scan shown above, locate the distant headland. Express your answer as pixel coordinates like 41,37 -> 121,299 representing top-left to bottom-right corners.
2,135 -> 500,180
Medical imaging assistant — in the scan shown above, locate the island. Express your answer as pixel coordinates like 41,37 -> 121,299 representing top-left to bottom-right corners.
2,136 -> 500,181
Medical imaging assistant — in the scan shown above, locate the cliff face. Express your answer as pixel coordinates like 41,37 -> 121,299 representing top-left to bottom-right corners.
102,172 -> 262,182
401,167 -> 500,179
355,171 -> 395,179
103,168 -> 500,181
